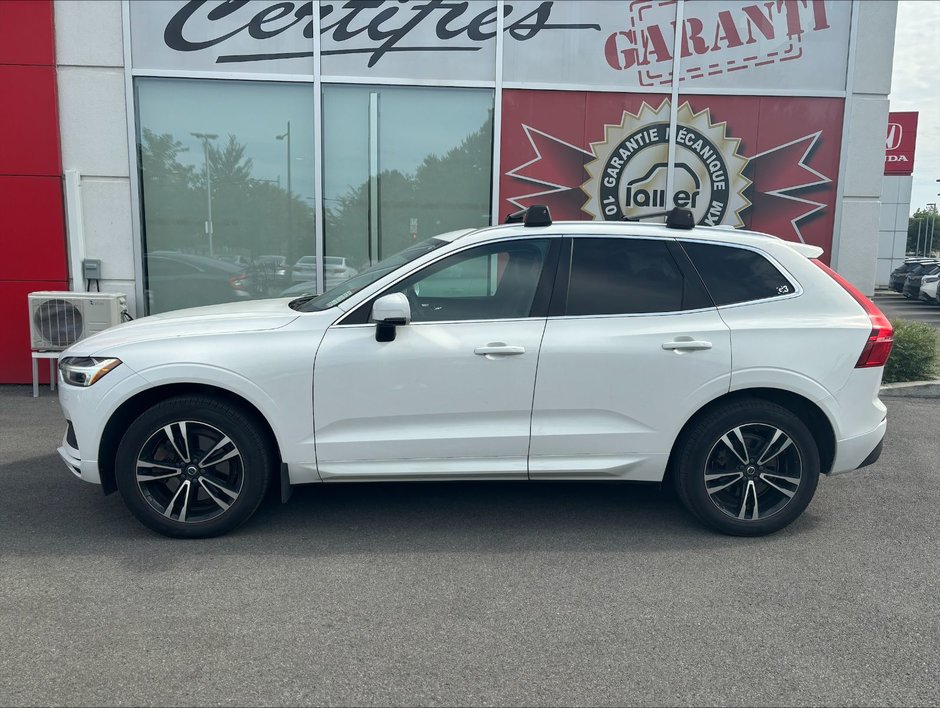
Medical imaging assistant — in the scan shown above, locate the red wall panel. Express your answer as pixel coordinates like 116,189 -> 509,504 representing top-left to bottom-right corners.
0,0 -> 55,67
1,0 -> 65,384
0,65 -> 61,176
0,176 -> 67,281
0,280 -> 68,384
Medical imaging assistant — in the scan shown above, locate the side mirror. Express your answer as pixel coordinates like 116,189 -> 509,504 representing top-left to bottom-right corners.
372,292 -> 411,342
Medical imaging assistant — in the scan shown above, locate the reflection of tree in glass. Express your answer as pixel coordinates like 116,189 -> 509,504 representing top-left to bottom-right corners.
139,129 -> 315,267
325,112 -> 493,270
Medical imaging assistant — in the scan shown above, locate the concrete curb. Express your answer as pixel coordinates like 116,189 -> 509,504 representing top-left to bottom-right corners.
879,380 -> 940,398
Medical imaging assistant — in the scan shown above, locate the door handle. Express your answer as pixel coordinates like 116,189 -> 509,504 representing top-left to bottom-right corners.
474,344 -> 526,356
662,340 -> 713,351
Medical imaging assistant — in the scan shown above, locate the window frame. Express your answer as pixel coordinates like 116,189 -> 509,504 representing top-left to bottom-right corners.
548,235 -> 717,319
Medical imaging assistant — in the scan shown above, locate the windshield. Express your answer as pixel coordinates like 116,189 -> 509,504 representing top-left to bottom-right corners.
291,238 -> 448,312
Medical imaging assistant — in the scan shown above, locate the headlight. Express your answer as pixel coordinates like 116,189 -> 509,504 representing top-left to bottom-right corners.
59,357 -> 122,387
922,275 -> 939,284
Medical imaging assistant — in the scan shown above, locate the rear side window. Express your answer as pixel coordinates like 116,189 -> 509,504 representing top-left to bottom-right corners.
565,238 -> 711,316
681,241 -> 795,306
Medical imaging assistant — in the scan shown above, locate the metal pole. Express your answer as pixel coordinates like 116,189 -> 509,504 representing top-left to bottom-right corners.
205,139 -> 214,257
369,92 -> 379,264
191,132 -> 218,257
929,216 -> 936,257
287,121 -> 293,263
916,218 -> 923,255
277,122 -> 293,263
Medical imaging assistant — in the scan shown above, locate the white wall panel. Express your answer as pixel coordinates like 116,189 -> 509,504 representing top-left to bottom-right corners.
842,96 -> 890,199
80,179 -> 135,281
877,231 -> 894,259
54,0 -> 124,67
57,67 -> 129,178
853,1 -> 896,95
837,199 -> 879,294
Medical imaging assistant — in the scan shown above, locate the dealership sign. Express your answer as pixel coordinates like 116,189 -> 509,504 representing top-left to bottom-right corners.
132,0 -> 852,89
500,92 -> 843,255
581,101 -> 750,226
884,112 -> 918,176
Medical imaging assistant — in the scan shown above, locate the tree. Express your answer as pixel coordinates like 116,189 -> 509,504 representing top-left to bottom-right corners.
908,206 -> 939,256
138,129 -> 201,251
324,111 -> 494,267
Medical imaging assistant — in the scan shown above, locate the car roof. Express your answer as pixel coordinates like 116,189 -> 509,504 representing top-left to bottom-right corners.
448,220 -> 824,258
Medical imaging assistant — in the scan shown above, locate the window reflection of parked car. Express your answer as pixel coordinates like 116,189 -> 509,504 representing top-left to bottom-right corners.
145,252 -> 255,313
279,280 -> 318,298
290,256 -> 358,285
252,255 -> 290,293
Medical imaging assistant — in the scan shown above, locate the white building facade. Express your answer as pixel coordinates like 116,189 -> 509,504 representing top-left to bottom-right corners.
53,0 -> 899,318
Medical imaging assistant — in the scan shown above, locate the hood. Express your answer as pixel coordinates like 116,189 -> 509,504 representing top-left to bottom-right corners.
66,298 -> 303,356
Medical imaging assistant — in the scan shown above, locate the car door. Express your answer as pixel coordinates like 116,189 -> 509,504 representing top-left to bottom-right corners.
529,236 -> 731,481
313,238 -> 558,480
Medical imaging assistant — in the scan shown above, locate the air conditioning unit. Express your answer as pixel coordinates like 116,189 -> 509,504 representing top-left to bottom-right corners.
28,292 -> 127,351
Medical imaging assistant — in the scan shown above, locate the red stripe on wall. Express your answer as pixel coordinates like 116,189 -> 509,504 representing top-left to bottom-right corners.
0,0 -> 66,384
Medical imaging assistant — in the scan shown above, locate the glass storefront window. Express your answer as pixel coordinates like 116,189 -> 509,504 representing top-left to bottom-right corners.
136,78 -> 314,314
322,85 -> 494,278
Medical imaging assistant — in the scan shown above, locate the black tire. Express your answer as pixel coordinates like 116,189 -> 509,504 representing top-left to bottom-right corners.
115,395 -> 274,538
673,399 -> 820,536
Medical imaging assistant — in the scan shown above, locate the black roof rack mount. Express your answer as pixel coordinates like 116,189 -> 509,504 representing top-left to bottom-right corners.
623,207 -> 696,230
504,204 -> 552,227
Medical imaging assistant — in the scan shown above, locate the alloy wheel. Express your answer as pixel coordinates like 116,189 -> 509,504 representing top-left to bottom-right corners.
703,423 -> 803,522
135,420 -> 244,524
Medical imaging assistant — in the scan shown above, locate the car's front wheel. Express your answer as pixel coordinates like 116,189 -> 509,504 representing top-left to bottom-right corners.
115,395 -> 273,538
673,399 -> 820,536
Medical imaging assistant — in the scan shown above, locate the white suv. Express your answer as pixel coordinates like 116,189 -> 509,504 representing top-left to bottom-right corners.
56,207 -> 891,538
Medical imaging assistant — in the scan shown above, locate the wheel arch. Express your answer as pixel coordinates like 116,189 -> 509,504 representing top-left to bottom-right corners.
97,383 -> 282,495
664,388 -> 836,484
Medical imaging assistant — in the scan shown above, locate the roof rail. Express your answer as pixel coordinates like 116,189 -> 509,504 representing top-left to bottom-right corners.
504,204 -> 552,227
622,207 -> 695,230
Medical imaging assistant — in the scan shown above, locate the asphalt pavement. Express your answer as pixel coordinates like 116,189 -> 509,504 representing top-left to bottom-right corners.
0,385 -> 937,707
873,290 -> 940,328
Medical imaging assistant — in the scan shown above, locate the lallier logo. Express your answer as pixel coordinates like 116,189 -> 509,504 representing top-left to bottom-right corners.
583,102 -> 749,226
506,99 -> 833,243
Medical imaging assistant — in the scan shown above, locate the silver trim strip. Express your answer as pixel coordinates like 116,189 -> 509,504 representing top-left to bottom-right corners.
122,0 -> 147,316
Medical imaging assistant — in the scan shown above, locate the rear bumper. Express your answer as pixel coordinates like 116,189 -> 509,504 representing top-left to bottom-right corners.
830,417 -> 887,475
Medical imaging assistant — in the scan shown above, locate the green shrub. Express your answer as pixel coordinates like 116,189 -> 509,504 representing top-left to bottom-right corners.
882,319 -> 940,384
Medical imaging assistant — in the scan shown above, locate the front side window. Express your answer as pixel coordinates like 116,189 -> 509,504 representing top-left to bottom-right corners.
681,241 -> 795,306
565,238 -> 710,316
384,240 -> 551,323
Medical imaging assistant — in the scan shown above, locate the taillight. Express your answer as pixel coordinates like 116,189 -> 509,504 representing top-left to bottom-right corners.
229,274 -> 248,290
812,260 -> 893,368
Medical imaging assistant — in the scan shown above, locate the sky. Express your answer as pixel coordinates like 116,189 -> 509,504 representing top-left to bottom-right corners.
892,0 -> 940,215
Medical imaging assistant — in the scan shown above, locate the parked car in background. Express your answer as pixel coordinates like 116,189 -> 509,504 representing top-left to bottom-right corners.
145,252 -> 255,313
253,255 -> 290,292
889,259 -> 931,293
279,280 -> 318,298
917,267 -> 940,303
58,207 -> 891,539
902,261 -> 940,299
290,255 -> 358,285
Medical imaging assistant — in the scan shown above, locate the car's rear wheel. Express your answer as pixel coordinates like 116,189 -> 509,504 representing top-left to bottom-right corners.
674,399 -> 820,536
115,395 -> 273,538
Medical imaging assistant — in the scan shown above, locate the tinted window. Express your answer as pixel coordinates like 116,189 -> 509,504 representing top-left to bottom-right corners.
388,240 -> 550,322
565,238 -> 709,316
682,242 -> 795,306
